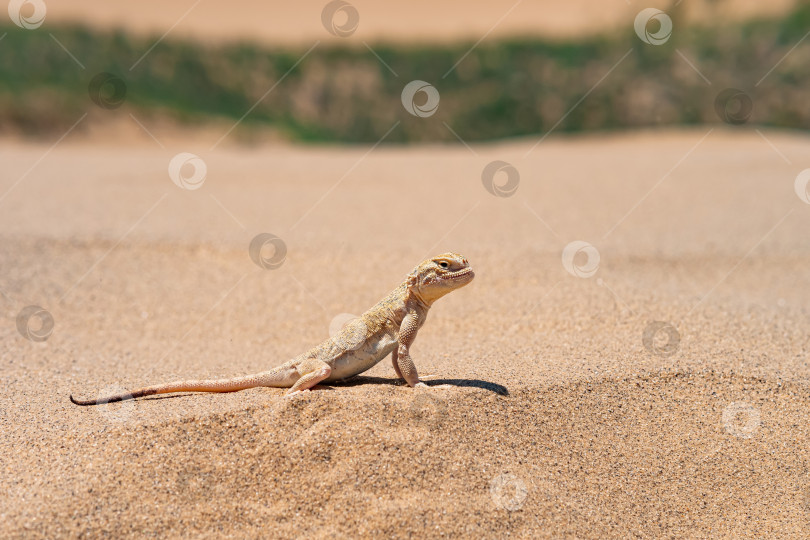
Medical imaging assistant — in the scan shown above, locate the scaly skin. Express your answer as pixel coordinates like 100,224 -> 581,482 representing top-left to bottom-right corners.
69,253 -> 474,405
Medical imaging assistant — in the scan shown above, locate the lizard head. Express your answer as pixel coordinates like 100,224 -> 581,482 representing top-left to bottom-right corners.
406,252 -> 474,305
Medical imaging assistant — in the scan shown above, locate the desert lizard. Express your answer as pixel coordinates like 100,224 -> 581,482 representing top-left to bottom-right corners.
70,252 -> 474,405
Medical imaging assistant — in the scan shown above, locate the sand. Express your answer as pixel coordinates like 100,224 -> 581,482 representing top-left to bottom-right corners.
1,128 -> 810,537
42,0 -> 798,46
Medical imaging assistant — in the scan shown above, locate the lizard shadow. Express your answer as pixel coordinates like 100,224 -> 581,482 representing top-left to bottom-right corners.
330,376 -> 509,396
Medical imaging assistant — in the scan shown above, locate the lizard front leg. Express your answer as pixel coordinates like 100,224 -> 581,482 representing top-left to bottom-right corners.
395,312 -> 423,387
396,312 -> 454,389
395,312 -> 441,388
391,347 -> 404,380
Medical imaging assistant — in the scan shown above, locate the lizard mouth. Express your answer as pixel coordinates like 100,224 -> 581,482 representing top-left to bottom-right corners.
444,267 -> 474,283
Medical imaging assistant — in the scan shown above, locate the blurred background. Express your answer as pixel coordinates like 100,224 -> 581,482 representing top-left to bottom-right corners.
2,0 -> 809,143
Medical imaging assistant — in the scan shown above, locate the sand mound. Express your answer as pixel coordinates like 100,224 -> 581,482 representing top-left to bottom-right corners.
5,373 -> 808,538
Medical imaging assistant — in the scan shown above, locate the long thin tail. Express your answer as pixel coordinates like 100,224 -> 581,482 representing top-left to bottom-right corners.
69,371 -> 282,406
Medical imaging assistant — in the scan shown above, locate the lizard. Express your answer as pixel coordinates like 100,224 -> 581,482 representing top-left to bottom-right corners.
69,252 -> 474,405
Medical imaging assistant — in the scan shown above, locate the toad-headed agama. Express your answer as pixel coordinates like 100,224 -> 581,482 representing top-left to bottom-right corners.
69,253 -> 474,405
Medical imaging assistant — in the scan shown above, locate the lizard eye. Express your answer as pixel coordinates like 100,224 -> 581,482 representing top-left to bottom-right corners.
439,261 -> 449,269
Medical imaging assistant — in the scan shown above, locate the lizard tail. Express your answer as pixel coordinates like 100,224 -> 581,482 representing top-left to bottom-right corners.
69,371 -> 281,406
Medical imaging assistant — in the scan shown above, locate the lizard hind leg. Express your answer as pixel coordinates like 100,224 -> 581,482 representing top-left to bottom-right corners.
286,359 -> 332,397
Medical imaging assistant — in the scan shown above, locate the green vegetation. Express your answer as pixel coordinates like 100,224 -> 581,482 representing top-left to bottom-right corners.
1,3 -> 809,142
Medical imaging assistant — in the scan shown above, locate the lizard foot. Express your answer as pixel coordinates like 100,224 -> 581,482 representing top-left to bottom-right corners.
414,382 -> 454,390
285,384 -> 334,398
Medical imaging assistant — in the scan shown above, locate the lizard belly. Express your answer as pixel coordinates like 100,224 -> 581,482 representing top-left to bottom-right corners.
326,334 -> 398,381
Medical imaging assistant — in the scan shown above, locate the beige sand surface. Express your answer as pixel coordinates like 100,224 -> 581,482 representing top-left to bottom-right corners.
1,128 -> 810,537
43,0 -> 798,45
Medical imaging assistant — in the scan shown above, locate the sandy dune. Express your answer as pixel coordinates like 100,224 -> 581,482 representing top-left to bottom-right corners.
1,128 -> 810,537
42,0 -> 798,45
